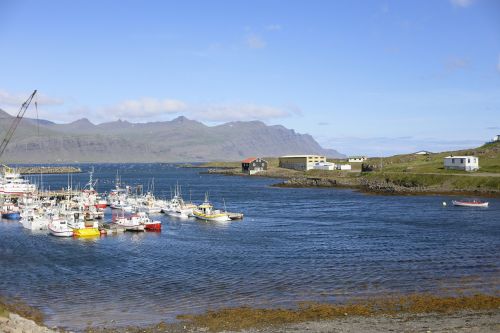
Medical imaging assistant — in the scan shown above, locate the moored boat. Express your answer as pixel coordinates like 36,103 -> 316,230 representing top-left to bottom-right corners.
192,194 -> 230,222
48,216 -> 73,237
114,214 -> 146,232
452,199 -> 489,208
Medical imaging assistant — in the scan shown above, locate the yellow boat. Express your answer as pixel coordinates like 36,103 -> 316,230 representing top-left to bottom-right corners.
192,194 -> 231,222
73,227 -> 100,237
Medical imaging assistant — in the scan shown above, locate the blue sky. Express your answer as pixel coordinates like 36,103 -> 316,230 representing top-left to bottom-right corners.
1,0 -> 499,156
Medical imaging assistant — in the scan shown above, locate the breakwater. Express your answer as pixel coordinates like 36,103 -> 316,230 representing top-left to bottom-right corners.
17,166 -> 82,174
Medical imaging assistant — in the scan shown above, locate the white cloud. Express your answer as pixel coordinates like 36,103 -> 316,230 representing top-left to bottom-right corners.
318,136 -> 484,157
190,104 -> 290,122
97,98 -> 292,123
246,34 -> 266,49
0,89 -> 63,107
265,24 -> 282,31
105,97 -> 186,119
450,0 -> 475,8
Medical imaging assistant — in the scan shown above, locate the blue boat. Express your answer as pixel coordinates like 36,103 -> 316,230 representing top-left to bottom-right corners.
2,211 -> 21,220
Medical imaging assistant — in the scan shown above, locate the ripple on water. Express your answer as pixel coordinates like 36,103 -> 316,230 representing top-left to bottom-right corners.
0,164 -> 499,331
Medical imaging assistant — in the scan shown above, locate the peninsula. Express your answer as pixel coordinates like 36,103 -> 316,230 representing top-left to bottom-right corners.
198,141 -> 500,197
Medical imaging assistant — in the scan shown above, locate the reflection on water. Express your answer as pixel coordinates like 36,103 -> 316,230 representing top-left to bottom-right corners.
0,164 -> 499,331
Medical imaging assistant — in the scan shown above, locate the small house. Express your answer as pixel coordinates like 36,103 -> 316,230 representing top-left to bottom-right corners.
493,135 -> 500,142
312,162 -> 336,170
242,157 -> 268,175
443,156 -> 479,172
348,156 -> 367,163
336,164 -> 352,171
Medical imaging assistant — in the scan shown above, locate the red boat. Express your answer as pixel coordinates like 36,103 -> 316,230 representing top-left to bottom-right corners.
452,199 -> 489,208
132,211 -> 162,231
144,220 -> 162,231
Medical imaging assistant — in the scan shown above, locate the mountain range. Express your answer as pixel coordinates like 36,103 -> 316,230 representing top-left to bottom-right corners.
0,109 -> 344,163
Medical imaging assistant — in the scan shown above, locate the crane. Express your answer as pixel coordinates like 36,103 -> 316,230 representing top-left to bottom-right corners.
0,90 -> 37,160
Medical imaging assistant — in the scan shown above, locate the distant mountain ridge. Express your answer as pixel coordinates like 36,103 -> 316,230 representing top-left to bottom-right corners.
0,109 -> 344,162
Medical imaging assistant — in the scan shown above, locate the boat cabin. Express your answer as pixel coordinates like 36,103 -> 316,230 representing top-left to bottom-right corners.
242,157 -> 268,175
443,155 -> 479,172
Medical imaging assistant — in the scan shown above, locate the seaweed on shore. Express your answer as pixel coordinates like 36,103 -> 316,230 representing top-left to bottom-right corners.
0,296 -> 45,325
85,293 -> 500,333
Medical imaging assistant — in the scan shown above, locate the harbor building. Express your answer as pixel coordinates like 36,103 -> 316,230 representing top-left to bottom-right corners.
279,155 -> 326,171
336,164 -> 352,171
241,157 -> 268,175
443,156 -> 479,171
348,156 -> 367,163
312,162 -> 336,170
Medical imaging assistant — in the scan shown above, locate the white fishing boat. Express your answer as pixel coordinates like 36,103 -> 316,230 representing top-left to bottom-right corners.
0,167 -> 37,196
162,185 -> 196,218
20,209 -> 50,231
131,211 -> 161,231
192,194 -> 230,222
452,199 -> 489,208
48,215 -> 73,237
113,212 -> 145,231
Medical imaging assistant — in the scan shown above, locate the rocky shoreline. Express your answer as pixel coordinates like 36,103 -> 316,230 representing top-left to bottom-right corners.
0,312 -> 57,333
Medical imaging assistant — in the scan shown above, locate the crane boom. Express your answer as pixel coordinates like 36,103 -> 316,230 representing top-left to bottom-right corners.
0,89 -> 37,160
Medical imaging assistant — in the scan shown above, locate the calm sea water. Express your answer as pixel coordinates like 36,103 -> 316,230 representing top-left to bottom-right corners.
1,164 -> 499,331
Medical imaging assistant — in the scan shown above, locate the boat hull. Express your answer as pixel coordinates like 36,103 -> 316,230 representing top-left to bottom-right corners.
193,211 -> 231,222
73,228 -> 100,237
452,201 -> 489,208
2,212 -> 21,220
145,222 -> 161,231
49,227 -> 73,237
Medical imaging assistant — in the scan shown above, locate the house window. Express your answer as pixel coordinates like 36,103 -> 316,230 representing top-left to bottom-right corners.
461,159 -> 464,164
452,159 -> 455,163
468,159 -> 470,163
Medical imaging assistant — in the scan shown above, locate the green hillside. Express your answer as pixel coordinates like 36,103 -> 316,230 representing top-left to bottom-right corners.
367,141 -> 500,174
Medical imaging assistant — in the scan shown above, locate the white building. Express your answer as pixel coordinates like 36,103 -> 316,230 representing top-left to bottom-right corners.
279,155 -> 327,171
348,156 -> 367,163
312,162 -> 336,170
493,135 -> 500,142
414,150 -> 431,155
336,164 -> 352,171
443,156 -> 479,171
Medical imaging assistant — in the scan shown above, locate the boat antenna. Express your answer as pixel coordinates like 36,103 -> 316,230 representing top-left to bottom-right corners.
223,198 -> 227,213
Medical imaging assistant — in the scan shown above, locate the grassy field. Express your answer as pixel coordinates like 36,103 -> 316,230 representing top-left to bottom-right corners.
366,141 -> 500,174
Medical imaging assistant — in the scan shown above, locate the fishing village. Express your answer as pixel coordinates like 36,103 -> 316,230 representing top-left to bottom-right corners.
2,1 -> 500,332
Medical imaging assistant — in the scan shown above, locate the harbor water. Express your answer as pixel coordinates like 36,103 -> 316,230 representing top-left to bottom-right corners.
1,164 -> 499,331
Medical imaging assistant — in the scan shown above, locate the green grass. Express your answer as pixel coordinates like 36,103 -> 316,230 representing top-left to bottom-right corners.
365,172 -> 500,191
368,141 -> 500,174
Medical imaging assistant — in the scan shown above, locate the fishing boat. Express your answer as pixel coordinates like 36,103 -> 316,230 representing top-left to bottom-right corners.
48,215 -> 73,237
132,211 -> 161,231
68,213 -> 100,237
1,202 -> 21,219
20,209 -> 50,231
113,212 -> 146,232
0,167 -> 37,196
192,194 -> 231,222
162,185 -> 196,218
452,199 -> 489,208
